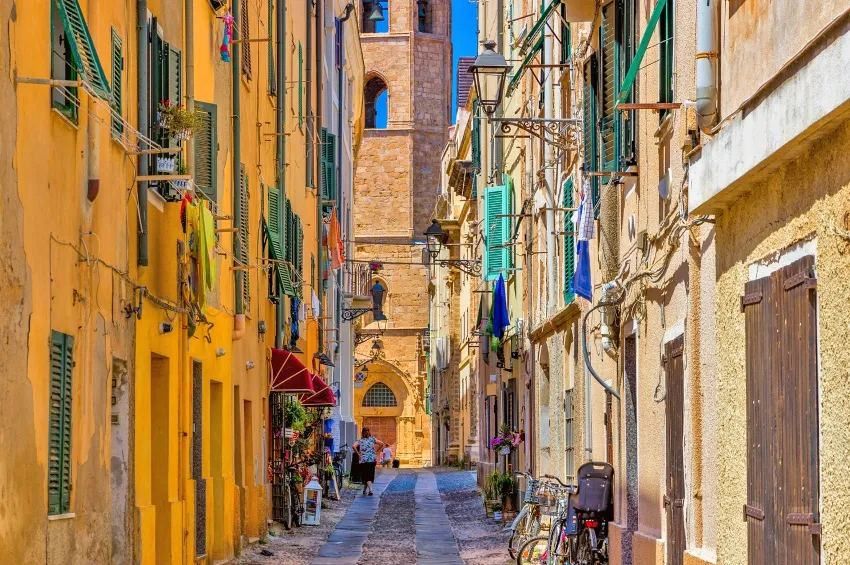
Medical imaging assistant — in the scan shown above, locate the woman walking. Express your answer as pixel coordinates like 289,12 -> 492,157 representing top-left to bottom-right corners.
353,428 -> 384,496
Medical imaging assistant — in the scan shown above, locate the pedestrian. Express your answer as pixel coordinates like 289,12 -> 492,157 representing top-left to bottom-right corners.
353,427 -> 384,496
381,444 -> 393,468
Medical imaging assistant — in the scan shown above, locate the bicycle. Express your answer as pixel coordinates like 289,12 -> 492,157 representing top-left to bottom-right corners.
516,463 -> 613,565
508,471 -> 556,559
333,443 -> 350,487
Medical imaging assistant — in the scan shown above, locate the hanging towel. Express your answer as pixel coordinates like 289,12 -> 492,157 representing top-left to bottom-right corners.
329,209 -> 345,270
574,240 -> 592,301
492,273 -> 510,340
311,291 -> 321,318
578,179 -> 595,242
199,204 -> 216,290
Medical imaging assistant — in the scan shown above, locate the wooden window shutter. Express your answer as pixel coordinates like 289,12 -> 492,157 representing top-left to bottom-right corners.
321,128 -> 337,205
483,184 -> 508,281
582,56 -> 600,214
563,177 -> 575,305
267,186 -> 294,296
166,45 -> 182,107
267,0 -> 276,95
194,102 -> 218,201
471,99 -> 481,169
53,0 -> 111,99
110,29 -> 124,137
241,167 -> 251,312
620,0 -> 636,164
297,42 -> 304,127
284,197 -> 293,264
599,1 -> 619,173
48,330 -> 74,515
297,216 -> 304,296
241,0 -> 252,79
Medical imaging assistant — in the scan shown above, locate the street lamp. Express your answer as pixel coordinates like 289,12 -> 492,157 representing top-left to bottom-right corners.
422,219 -> 482,277
468,40 -> 511,118
424,219 -> 447,261
366,0 -> 385,21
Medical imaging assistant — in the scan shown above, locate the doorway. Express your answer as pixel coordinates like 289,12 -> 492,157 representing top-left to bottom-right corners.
664,336 -> 685,565
362,416 -> 397,457
150,354 -> 171,564
210,381 -> 225,558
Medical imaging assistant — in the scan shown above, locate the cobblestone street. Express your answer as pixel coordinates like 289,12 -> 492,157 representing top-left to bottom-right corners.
235,469 -> 511,565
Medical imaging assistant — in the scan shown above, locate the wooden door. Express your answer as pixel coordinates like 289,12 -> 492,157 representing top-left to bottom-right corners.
664,335 -> 686,565
363,417 -> 397,456
743,256 -> 820,565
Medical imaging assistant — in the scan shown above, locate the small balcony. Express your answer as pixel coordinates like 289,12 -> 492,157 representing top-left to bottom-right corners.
345,263 -> 373,302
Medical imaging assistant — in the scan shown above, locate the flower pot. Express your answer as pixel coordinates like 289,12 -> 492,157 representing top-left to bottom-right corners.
156,157 -> 177,173
285,429 -> 294,439
493,511 -> 502,522
500,446 -> 511,455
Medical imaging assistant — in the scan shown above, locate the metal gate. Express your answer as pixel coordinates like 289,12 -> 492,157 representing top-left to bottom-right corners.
664,335 -> 686,565
270,392 -> 286,522
743,255 -> 820,565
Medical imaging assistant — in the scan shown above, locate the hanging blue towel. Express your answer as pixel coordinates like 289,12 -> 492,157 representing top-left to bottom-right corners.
492,273 -> 510,339
574,241 -> 592,301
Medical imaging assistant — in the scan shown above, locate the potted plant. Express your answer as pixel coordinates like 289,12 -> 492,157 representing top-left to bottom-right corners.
484,471 -> 501,514
496,472 -> 517,520
172,161 -> 190,190
158,100 -> 204,141
492,503 -> 503,522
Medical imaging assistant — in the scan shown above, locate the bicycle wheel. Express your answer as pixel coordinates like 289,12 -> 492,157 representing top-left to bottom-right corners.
281,482 -> 294,530
516,535 -> 550,565
575,528 -> 594,565
509,508 -> 539,559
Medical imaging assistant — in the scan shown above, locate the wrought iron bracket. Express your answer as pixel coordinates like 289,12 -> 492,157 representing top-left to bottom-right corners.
488,117 -> 581,152
341,308 -> 373,322
354,332 -> 383,346
432,258 -> 483,277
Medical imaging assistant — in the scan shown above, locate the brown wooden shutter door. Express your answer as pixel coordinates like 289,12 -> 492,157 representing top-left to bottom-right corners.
744,255 -> 820,565
665,335 -> 686,565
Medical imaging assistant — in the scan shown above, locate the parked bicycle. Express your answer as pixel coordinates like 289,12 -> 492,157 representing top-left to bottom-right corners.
508,472 -> 567,559
333,443 -> 350,487
516,462 -> 614,565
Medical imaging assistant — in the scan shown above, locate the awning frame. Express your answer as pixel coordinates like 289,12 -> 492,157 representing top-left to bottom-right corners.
616,0 -> 669,105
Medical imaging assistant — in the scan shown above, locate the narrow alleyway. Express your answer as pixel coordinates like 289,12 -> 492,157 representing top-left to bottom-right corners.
235,469 -> 511,565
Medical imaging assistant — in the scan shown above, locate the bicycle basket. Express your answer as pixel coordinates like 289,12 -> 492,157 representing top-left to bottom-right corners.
523,478 -> 540,503
538,490 -> 559,516
573,461 -> 614,512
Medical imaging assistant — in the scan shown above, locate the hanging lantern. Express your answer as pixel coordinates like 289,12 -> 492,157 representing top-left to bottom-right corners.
468,40 -> 511,117
368,1 -> 385,22
302,476 -> 323,525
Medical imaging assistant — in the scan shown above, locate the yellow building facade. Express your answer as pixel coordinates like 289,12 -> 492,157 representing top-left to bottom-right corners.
0,0 -> 364,563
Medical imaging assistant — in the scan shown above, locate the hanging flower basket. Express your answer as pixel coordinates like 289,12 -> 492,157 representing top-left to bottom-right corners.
158,100 -> 204,141
490,423 -> 522,455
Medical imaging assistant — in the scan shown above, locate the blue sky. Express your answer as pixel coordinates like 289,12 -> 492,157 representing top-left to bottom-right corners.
452,0 -> 478,115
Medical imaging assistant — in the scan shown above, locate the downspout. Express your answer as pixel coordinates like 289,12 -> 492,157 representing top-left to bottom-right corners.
86,0 -> 100,202
232,0 -> 245,328
137,0 -> 149,266
314,0 -> 324,354
543,0 -> 556,316
337,4 -> 355,367
695,0 -> 719,132
184,0 -> 194,174
275,0 -> 287,348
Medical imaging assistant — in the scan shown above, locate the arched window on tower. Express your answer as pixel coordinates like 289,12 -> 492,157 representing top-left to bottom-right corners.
362,1 -> 389,34
363,382 -> 398,407
365,76 -> 388,129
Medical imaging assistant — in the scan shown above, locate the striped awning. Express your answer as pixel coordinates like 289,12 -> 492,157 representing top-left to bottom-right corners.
269,348 -> 315,393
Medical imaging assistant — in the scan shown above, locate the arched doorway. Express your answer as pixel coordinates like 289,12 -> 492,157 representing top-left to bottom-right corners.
362,382 -> 398,455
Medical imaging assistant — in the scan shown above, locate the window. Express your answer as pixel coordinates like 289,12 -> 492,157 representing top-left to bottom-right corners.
110,29 -> 124,137
471,99 -> 481,169
268,0 -> 276,95
659,0 -> 674,120
335,19 -> 342,70
563,177 -> 575,305
194,102 -> 218,201
599,0 -> 637,172
237,165 -> 251,311
483,181 -> 512,281
297,42 -> 304,127
417,0 -> 432,33
582,55 -> 599,214
266,186 -> 294,298
364,76 -> 388,129
363,383 -> 398,407
241,0 -> 252,80
48,331 -> 74,515
559,4 -> 571,64
51,0 -> 111,122
320,128 -> 337,207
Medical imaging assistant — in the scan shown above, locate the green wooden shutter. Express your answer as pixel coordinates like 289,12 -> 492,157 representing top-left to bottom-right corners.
297,42 -> 304,127
297,216 -> 304,296
560,3 -> 571,64
563,177 -> 575,304
110,29 -> 124,137
268,0 -> 276,95
320,128 -> 337,205
484,184 -> 508,281
504,175 -> 515,268
471,99 -> 481,169
48,330 -> 74,515
583,56 -> 600,215
165,45 -> 182,106
241,0 -> 252,79
599,1 -> 619,173
194,102 -> 218,201
52,0 -> 111,99
267,186 -> 294,296
241,167 -> 251,311
282,197 -> 295,296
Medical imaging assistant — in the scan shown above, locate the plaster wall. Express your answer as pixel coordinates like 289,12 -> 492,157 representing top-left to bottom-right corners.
712,120 -> 850,565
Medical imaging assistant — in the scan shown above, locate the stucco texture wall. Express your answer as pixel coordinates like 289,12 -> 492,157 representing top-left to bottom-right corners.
714,120 -> 850,565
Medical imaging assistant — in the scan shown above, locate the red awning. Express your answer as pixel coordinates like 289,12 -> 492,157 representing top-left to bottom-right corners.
269,348 -> 315,392
300,373 -> 336,407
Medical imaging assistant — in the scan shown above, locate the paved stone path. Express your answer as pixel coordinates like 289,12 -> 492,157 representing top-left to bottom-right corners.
312,469 -> 463,565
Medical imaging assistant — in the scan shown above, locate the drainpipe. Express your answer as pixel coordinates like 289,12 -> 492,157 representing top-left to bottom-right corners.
86,0 -> 99,202
184,0 -> 194,172
543,0 -> 556,316
275,0 -> 287,348
137,0 -> 149,266
337,4 -> 354,365
695,0 -> 719,132
232,0 -> 244,321
314,0 -> 324,354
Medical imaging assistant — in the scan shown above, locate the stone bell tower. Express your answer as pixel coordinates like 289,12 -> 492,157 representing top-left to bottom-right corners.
351,0 -> 452,465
